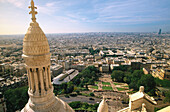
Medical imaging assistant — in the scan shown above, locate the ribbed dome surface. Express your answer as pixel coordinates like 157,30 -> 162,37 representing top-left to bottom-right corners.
23,22 -> 50,56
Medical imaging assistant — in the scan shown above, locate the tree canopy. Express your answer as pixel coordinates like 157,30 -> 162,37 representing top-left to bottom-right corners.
72,66 -> 100,87
164,90 -> 170,103
137,74 -> 156,95
4,86 -> 28,112
69,101 -> 99,112
111,69 -> 156,95
111,70 -> 124,82
89,48 -> 100,55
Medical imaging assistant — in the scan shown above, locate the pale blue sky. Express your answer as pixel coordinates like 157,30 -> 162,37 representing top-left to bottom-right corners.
0,0 -> 170,34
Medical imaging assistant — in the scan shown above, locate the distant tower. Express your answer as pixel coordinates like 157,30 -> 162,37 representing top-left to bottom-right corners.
158,29 -> 161,35
21,0 -> 74,112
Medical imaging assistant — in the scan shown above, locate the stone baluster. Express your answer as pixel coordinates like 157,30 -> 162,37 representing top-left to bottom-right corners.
45,67 -> 49,91
27,68 -> 31,90
33,68 -> 39,95
48,66 -> 52,88
30,68 -> 35,92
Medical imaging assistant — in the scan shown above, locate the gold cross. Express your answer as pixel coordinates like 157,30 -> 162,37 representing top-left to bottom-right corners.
29,0 -> 38,22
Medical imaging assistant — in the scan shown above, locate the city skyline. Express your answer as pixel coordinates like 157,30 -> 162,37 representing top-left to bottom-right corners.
0,0 -> 170,35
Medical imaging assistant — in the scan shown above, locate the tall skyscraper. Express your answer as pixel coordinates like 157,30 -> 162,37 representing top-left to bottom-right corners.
21,0 -> 74,111
158,29 -> 162,35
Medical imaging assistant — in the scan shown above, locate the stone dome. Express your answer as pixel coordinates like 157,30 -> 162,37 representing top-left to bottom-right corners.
97,97 -> 108,112
23,22 -> 50,56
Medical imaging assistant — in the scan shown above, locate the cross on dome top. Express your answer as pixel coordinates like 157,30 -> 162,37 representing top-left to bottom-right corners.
29,0 -> 38,22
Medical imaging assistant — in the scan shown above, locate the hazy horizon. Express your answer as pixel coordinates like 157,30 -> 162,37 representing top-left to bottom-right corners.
0,31 -> 170,36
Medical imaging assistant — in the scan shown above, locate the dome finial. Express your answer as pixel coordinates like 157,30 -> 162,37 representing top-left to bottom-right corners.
28,0 -> 38,22
139,86 -> 144,92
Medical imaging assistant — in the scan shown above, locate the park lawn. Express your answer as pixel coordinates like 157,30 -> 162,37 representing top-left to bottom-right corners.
76,87 -> 88,91
122,85 -> 129,88
95,82 -> 98,85
102,82 -> 111,85
117,87 -> 128,91
113,82 -> 121,85
102,86 -> 113,90
91,86 -> 98,89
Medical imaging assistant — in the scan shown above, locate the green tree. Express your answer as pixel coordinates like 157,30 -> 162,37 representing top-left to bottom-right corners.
75,90 -> 80,95
82,102 -> 89,109
72,66 -> 99,87
4,86 -> 29,112
137,74 -> 156,95
128,70 -> 144,90
69,101 -> 82,109
73,78 -> 81,86
88,79 -> 94,85
123,72 -> 131,83
131,70 -> 143,81
155,78 -> 170,87
164,90 -> 170,103
111,70 -> 124,82
65,82 -> 74,94
69,101 -> 99,112
89,48 -> 100,55
89,92 -> 95,96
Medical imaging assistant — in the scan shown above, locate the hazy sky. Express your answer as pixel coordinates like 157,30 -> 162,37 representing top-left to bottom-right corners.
0,0 -> 170,34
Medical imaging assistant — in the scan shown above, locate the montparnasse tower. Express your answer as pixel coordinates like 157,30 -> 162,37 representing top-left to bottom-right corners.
22,0 -> 74,111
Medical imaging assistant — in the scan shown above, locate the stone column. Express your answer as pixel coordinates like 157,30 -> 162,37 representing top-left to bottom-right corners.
39,68 -> 45,95
33,68 -> 39,95
45,67 -> 49,90
48,66 -> 52,88
30,68 -> 35,93
27,68 -> 31,90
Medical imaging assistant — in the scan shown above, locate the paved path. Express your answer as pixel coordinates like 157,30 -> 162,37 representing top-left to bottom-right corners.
99,74 -> 118,91
59,95 -> 101,104
98,82 -> 102,90
110,81 -> 118,91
